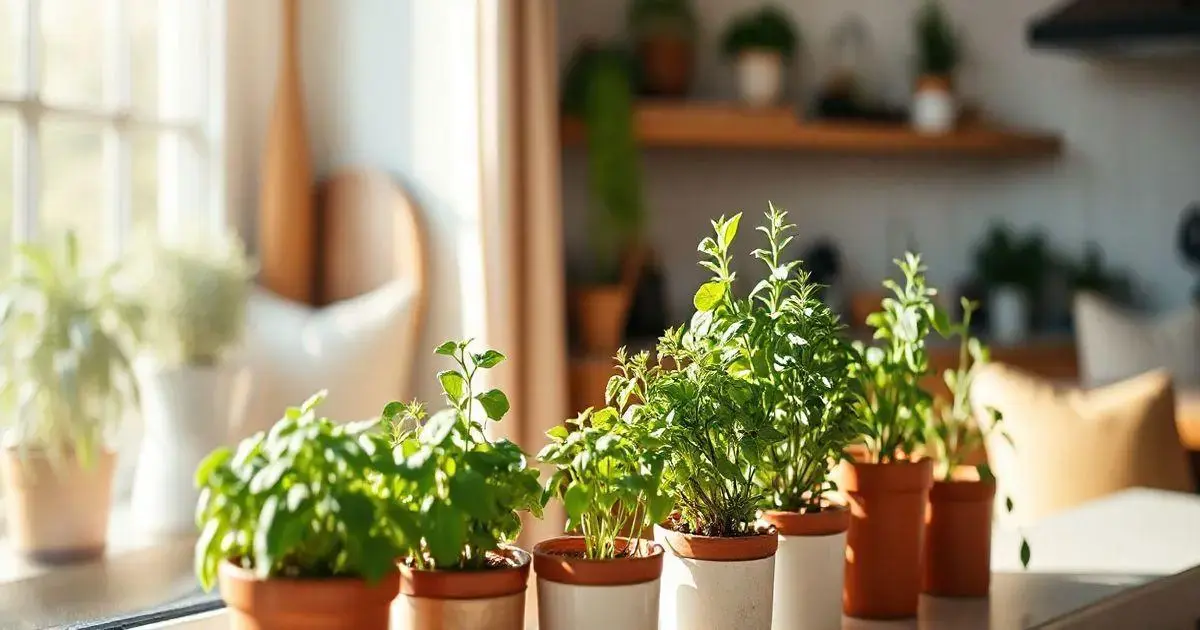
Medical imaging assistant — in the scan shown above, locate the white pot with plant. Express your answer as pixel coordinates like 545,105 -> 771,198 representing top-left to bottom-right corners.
721,8 -> 799,108
124,231 -> 253,535
974,224 -> 1045,344
912,0 -> 960,134
0,234 -> 141,563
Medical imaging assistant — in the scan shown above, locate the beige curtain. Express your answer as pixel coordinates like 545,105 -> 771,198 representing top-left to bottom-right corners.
478,0 -> 568,547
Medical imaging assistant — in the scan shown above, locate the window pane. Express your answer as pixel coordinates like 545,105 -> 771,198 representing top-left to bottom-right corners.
130,0 -> 159,115
41,0 -> 108,107
0,112 -> 14,271
131,129 -> 158,235
0,0 -> 21,95
40,118 -> 109,264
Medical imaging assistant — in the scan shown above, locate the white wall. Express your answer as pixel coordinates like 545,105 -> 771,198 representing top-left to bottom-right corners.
559,0 -> 1200,320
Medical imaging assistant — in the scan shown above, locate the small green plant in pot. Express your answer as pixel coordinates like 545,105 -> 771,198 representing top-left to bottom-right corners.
380,340 -> 543,630
912,0 -> 961,133
627,0 -> 698,97
973,223 -> 1048,342
194,391 -> 404,630
721,6 -> 800,107
533,401 -> 673,629
0,233 -> 141,563
123,230 -> 255,535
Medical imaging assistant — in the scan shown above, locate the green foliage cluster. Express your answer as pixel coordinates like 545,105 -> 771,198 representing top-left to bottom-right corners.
538,402 -> 673,559
915,0 -> 960,76
973,223 -> 1049,294
721,6 -> 800,61
0,233 -> 142,464
628,0 -> 698,42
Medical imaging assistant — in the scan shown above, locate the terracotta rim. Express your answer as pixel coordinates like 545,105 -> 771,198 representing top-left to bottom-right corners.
399,545 -> 530,600
761,505 -> 850,536
916,74 -> 953,92
839,458 -> 933,494
653,524 -> 778,562
218,560 -> 400,606
532,536 -> 663,586
929,479 -> 997,503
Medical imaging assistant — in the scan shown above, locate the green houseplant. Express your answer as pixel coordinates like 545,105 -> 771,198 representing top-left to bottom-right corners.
0,233 -> 141,563
194,391 -> 403,630
912,0 -> 961,133
721,6 -> 799,107
124,231 -> 255,535
973,224 -> 1048,342
533,403 -> 673,629
627,0 -> 698,96
381,340 -> 542,630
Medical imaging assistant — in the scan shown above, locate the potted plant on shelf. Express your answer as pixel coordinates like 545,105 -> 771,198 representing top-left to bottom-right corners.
912,0 -> 961,134
124,230 -> 254,535
194,391 -> 403,630
842,253 -> 946,619
534,403 -> 673,630
611,214 -> 783,630
741,208 -> 862,630
721,6 -> 800,107
922,299 -> 1029,597
627,0 -> 698,97
381,340 -> 543,630
973,224 -> 1047,343
0,234 -> 142,563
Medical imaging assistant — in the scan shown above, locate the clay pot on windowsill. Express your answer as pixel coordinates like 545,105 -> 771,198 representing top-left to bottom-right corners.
533,536 -> 664,630
760,507 -> 850,630
654,524 -> 779,630
218,561 -> 400,630
923,477 -> 997,597
395,546 -> 531,630
571,285 -> 632,356
912,75 -> 957,135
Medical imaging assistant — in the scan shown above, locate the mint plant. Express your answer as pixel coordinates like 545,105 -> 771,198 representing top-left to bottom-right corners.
538,402 -> 673,559
194,391 -> 402,590
382,340 -> 543,570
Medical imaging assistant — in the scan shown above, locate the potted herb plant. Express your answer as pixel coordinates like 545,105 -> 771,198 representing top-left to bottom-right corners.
973,224 -> 1048,342
381,340 -> 543,630
611,214 -> 783,630
194,391 -> 403,630
534,402 -> 673,630
912,0 -> 960,134
842,253 -> 945,619
922,299 -> 1029,597
627,0 -> 698,97
124,230 -> 254,535
739,208 -> 861,630
721,6 -> 800,107
0,234 -> 141,563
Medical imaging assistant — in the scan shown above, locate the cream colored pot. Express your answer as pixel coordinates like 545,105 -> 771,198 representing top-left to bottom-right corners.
1,447 -> 115,563
533,536 -> 663,630
654,524 -> 778,630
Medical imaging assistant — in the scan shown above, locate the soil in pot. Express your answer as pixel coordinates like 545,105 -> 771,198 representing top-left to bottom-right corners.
923,478 -> 996,597
396,546 -> 531,630
218,561 -> 400,630
761,507 -> 849,630
636,37 -> 694,97
841,458 -> 933,619
571,285 -> 631,356
654,523 -> 778,630
1,448 -> 115,563
534,536 -> 664,630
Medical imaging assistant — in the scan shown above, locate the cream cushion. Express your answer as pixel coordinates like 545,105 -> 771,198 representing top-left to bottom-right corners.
1073,292 -> 1200,387
973,365 -> 1194,526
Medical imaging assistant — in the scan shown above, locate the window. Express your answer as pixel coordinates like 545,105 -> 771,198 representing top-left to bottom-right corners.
0,0 -> 224,269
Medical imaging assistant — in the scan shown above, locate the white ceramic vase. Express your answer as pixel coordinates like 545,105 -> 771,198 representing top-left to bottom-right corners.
762,509 -> 850,630
654,525 -> 777,630
131,360 -> 250,535
989,286 -> 1030,343
533,537 -> 663,630
912,76 -> 957,134
737,50 -> 784,108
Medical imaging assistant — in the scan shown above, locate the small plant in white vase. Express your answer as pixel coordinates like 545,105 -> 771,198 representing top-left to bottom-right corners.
0,233 -> 142,563
123,230 -> 254,535
912,0 -> 961,134
721,6 -> 799,107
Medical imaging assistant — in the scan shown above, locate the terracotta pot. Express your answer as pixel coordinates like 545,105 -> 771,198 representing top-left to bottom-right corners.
395,546 -> 530,630
849,291 -> 887,331
533,536 -> 663,630
218,561 -> 399,630
571,285 -> 631,356
1,447 -> 115,563
654,524 -> 778,630
636,37 -> 694,97
761,507 -> 849,630
923,479 -> 996,597
841,458 -> 933,619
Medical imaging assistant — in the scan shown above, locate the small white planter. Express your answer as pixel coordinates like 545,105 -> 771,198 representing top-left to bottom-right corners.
534,537 -> 663,630
762,509 -> 850,630
989,286 -> 1030,343
132,360 -> 251,535
736,50 -> 784,108
912,76 -> 957,134
654,524 -> 777,630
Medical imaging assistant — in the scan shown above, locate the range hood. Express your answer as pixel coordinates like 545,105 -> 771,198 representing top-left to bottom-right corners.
1029,0 -> 1200,55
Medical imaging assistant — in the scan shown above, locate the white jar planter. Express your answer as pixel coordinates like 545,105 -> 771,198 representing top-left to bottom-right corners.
989,286 -> 1031,343
534,536 -> 663,630
762,508 -> 850,630
2,447 -> 115,563
394,546 -> 530,630
912,75 -> 957,134
132,359 -> 251,535
736,50 -> 784,108
654,524 -> 777,630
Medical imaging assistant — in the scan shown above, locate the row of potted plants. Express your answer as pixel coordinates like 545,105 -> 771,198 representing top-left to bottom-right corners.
189,207 -> 1024,630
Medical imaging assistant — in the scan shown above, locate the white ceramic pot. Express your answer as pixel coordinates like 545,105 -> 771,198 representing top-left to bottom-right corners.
989,286 -> 1030,344
737,50 -> 784,108
395,547 -> 529,630
533,537 -> 663,630
912,76 -> 957,134
131,360 -> 251,535
762,509 -> 850,630
654,524 -> 777,630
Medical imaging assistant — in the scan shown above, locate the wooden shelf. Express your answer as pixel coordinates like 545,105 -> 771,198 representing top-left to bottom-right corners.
561,102 -> 1063,158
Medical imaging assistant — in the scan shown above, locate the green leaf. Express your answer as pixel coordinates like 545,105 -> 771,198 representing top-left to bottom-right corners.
420,410 -> 458,446
300,390 -> 327,414
381,401 -> 405,424
545,425 -> 569,441
434,340 -> 458,356
476,389 -> 510,422
252,495 -> 282,578
473,350 -> 506,369
719,213 -> 742,249
1005,496 -> 1014,513
976,463 -> 995,482
564,483 -> 590,521
647,491 -> 674,526
449,469 -> 496,520
194,447 -> 231,488
438,370 -> 466,402
1020,539 -> 1031,568
693,281 -> 726,312
425,502 -> 466,567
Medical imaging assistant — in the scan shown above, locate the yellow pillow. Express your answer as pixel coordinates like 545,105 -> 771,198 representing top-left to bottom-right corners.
972,365 -> 1195,525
